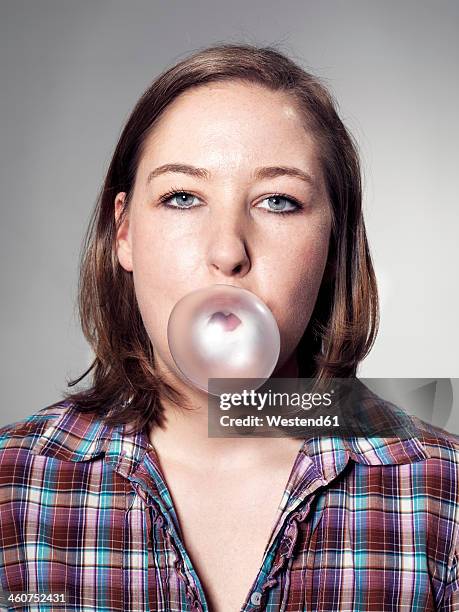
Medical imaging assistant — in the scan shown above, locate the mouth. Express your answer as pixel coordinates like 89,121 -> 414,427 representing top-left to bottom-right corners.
208,311 -> 242,332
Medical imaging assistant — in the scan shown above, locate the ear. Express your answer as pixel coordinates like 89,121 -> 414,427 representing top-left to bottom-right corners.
114,192 -> 133,272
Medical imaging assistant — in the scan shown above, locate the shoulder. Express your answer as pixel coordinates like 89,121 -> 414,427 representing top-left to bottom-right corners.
409,416 -> 459,532
0,402 -> 73,497
402,415 -> 459,508
0,399 -> 126,497
0,399 -> 121,526
0,402 -> 70,521
410,417 -> 459,589
412,415 -> 459,469
411,417 -> 459,541
0,401 -> 69,456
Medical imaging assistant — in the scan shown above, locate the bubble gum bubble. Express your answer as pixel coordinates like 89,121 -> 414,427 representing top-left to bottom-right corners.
167,284 -> 281,395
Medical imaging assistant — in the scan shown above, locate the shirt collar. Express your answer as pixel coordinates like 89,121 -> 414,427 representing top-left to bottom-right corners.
30,401 -> 152,479
30,396 -> 430,474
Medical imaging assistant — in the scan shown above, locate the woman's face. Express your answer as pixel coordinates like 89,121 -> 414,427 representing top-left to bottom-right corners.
115,81 -> 332,387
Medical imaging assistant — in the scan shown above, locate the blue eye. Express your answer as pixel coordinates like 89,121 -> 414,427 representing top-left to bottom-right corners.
257,195 -> 302,215
159,190 -> 200,209
158,189 -> 303,215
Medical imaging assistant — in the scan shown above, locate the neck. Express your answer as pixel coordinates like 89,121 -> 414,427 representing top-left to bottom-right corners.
147,353 -> 300,469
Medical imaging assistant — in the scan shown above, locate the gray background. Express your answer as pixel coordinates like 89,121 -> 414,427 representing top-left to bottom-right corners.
1,1 -> 458,432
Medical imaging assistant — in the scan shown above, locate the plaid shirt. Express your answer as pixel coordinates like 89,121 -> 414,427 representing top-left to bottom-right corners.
0,398 -> 458,612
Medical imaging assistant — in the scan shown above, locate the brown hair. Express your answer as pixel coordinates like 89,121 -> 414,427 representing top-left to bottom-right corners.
62,42 -> 379,435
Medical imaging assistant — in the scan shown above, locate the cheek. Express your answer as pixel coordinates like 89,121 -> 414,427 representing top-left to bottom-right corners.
132,217 -> 202,289
264,222 -> 330,349
129,219 -> 203,361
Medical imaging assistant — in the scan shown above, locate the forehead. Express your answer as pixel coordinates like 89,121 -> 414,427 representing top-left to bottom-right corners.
138,81 -> 321,178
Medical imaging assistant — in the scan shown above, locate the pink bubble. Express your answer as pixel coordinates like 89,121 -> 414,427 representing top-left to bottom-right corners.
167,284 -> 281,395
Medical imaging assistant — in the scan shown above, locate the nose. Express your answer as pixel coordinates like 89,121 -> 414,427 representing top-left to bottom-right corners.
206,210 -> 251,279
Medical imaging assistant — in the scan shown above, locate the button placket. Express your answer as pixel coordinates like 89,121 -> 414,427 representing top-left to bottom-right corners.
261,500 -> 314,593
132,464 -> 210,610
154,512 -> 164,529
145,502 -> 203,610
165,528 -> 204,611
186,584 -> 204,611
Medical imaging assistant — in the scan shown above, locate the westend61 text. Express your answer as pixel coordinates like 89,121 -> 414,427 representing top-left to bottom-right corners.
220,414 -> 340,427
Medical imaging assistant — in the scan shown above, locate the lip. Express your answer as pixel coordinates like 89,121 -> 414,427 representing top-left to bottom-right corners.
208,311 -> 242,331
201,290 -> 246,316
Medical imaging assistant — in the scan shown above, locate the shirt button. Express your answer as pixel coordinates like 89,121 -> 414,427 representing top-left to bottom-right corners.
250,591 -> 262,606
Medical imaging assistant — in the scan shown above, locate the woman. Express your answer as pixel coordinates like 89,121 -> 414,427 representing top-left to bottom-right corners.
0,43 -> 458,612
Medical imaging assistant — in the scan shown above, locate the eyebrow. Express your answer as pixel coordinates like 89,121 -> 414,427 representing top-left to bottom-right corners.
146,163 -> 315,186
